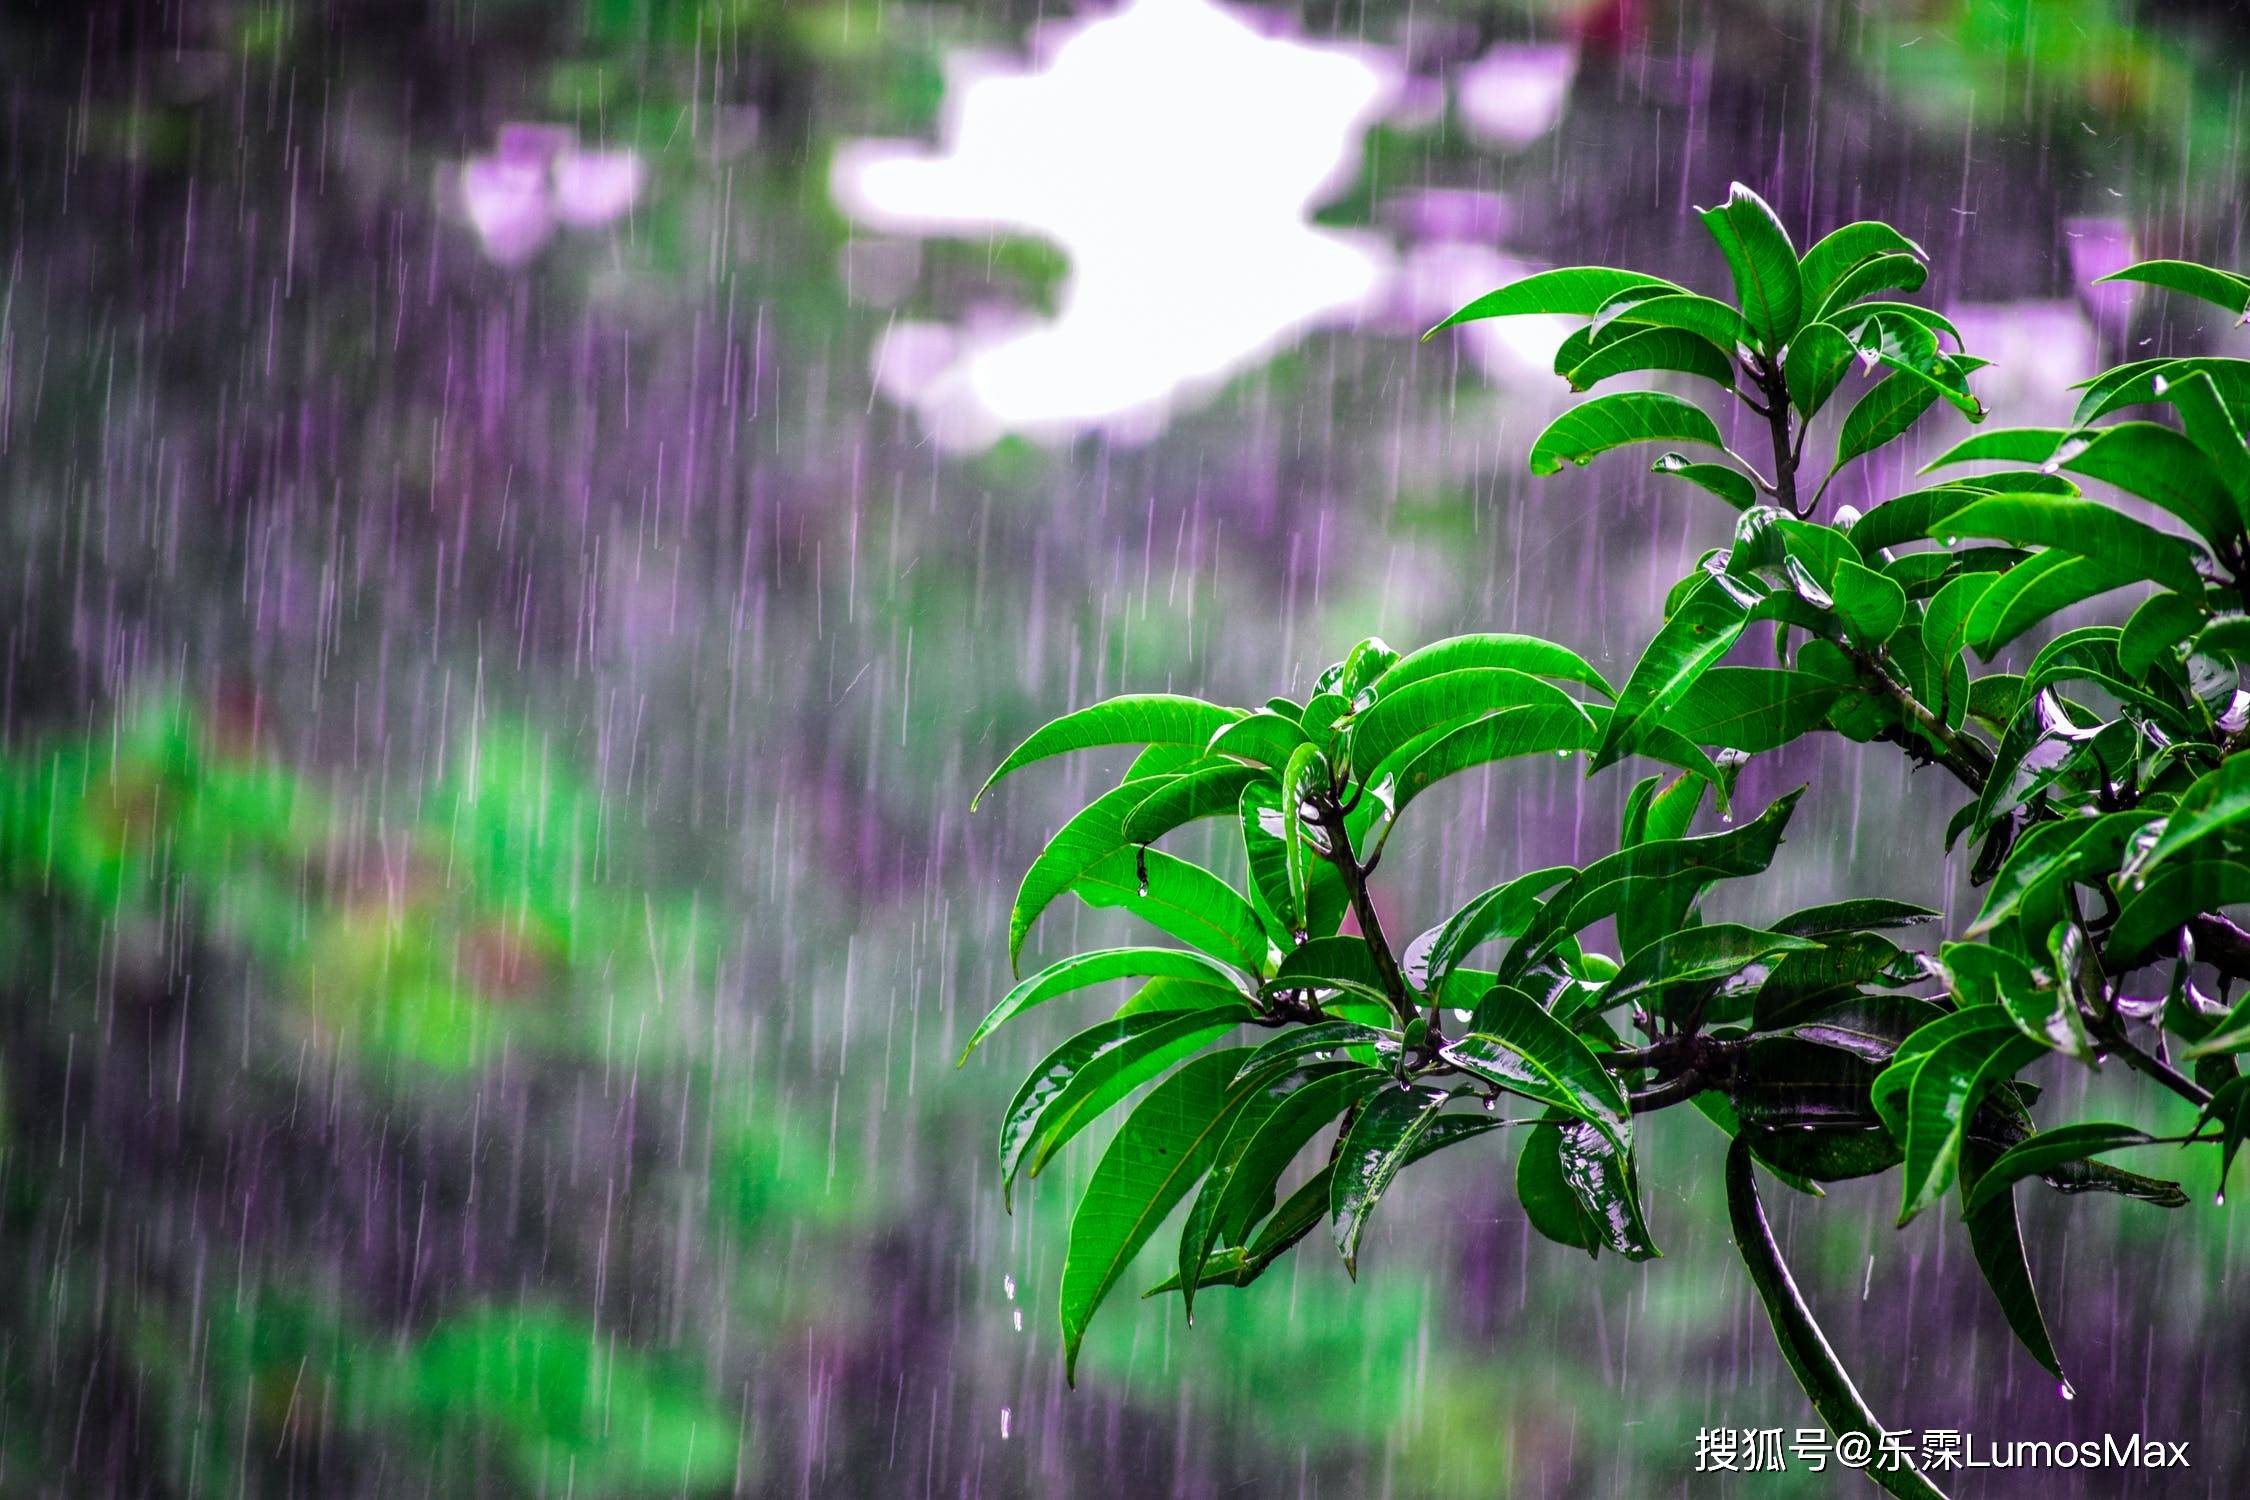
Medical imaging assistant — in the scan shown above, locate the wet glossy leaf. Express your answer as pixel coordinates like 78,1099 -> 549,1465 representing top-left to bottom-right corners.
1961,1123 -> 2168,1215
1059,1048 -> 1259,1383
1562,325 -> 1735,391
1425,266 -> 1680,337
1439,984 -> 1629,1147
2096,258 -> 2250,318
1526,391 -> 1727,476
1699,181 -> 1801,346
1072,848 -> 1271,974
962,946 -> 1249,1063
977,695 -> 1243,808
998,1005 -> 1253,1200
1726,1140 -> 1951,1500
1959,1142 -> 2068,1385
1329,1083 -> 1453,1274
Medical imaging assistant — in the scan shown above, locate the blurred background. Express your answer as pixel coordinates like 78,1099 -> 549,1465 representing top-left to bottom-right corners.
2,0 -> 2248,1494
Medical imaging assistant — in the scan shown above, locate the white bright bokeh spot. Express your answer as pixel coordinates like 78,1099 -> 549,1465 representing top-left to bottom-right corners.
833,0 -> 1401,448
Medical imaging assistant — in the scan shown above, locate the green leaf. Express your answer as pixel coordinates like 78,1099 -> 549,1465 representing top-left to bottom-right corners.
1502,789 -> 1804,983
2047,423 -> 2239,547
1810,254 -> 1929,324
2195,1077 -> 2250,1193
1878,1009 -> 2045,1224
1279,744 -> 1330,924
1072,848 -> 1271,974
1562,326 -> 1735,392
1011,779 -> 1189,968
1272,935 -> 1397,1011
2096,258 -> 2250,318
1798,221 -> 1926,313
2111,860 -> 2250,966
977,696 -> 1243,808
1959,1141 -> 2068,1385
998,1006 -> 1253,1200
2119,591 -> 2208,679
2123,754 -> 2250,882
1772,899 -> 1940,938
1962,1123 -> 2167,1215
1783,321 -> 1860,419
1526,392 -> 1726,477
2159,371 -> 2250,525
1059,1048 -> 1258,1383
1424,267 -> 1680,338
1651,452 -> 1760,510
1964,550 -> 2141,656
1830,559 -> 1908,645
1592,572 -> 1752,770
1699,181 -> 1802,346
1351,703 -> 1601,849
1372,633 -> 1615,701
1230,1019 -> 1399,1082
1656,666 -> 1840,752
1598,291 -> 1756,352
1239,783 -> 1346,941
1589,924 -> 1821,1016
1417,866 -> 1576,989
1725,1139 -> 1952,1500
1835,369 -> 1940,469
1439,985 -> 1630,1147
1549,1118 -> 1660,1259
2076,356 -> 2250,425
1207,710 -> 1310,771
1930,493 -> 2206,597
1178,1064 -> 1387,1318
1343,669 -> 1587,782
962,946 -> 1248,1063
1118,764 -> 1266,845
1517,1119 -> 1605,1255
1330,1083 -> 1454,1274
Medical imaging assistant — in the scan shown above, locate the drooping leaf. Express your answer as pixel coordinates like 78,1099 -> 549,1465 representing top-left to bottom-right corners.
1961,1123 -> 2168,1215
998,1005 -> 1253,1200
1655,666 -> 1840,752
1593,572 -> 1753,770
977,696 -> 1243,808
1059,1048 -> 1259,1383
1548,1118 -> 1660,1259
1959,1141 -> 2069,1386
1178,1064 -> 1387,1318
1562,325 -> 1736,392
1726,1139 -> 1951,1500
962,946 -> 1249,1063
1439,985 -> 1630,1148
1072,848 -> 1271,975
1425,267 -> 1680,338
1371,633 -> 1615,701
1279,743 -> 1330,924
1231,1019 -> 1399,1082
1876,1008 -> 2045,1224
1517,1118 -> 1604,1255
1330,1083 -> 1454,1274
1651,452 -> 1761,510
1526,391 -> 1727,477
2096,258 -> 2250,319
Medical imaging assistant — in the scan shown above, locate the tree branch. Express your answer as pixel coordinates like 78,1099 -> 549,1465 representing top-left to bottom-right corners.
1312,793 -> 1418,1033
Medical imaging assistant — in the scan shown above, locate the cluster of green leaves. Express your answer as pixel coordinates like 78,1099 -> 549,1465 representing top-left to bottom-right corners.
972,184 -> 2250,1497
